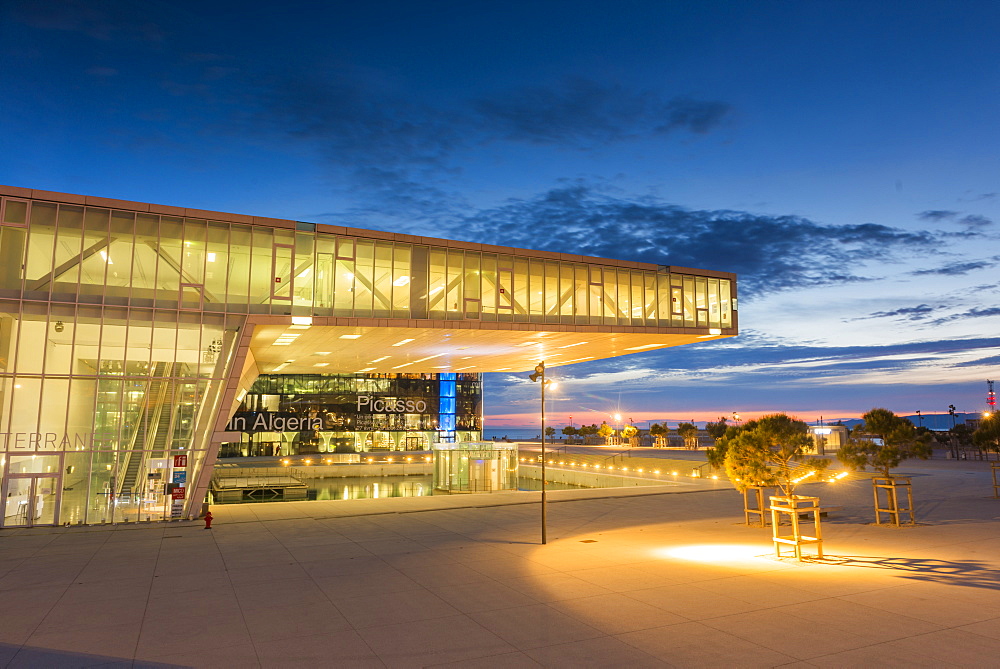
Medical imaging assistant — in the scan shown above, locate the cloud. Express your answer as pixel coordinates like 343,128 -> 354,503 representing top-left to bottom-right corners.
917,210 -> 959,221
445,185 -> 939,296
954,354 -> 1000,368
910,259 -> 996,276
9,0 -> 165,42
931,307 -> 1000,325
860,304 -> 940,321
239,72 -> 732,220
959,214 -> 993,228
472,79 -> 731,146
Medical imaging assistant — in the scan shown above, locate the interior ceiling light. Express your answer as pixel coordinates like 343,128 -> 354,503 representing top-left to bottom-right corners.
314,351 -> 331,356
516,341 -> 543,347
495,368 -> 511,371
369,356 -> 389,363
558,342 -> 588,349
339,334 -> 362,339
412,354 -> 442,363
291,316 -> 313,326
357,367 -> 375,372
460,356 -> 472,360
624,343 -> 666,351
392,338 -> 415,347
206,252 -> 216,262
455,366 -> 473,371
390,362 -> 413,369
392,276 -> 411,286
99,250 -> 113,265
313,363 -> 329,367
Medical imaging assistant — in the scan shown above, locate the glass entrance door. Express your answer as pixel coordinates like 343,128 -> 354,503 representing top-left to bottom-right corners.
3,475 -> 60,527
2,454 -> 63,527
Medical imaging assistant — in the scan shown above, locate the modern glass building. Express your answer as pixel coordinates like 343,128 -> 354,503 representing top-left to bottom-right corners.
220,371 -> 482,457
0,185 -> 737,527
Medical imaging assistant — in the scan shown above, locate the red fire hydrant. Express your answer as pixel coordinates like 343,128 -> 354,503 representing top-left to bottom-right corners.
204,511 -> 213,530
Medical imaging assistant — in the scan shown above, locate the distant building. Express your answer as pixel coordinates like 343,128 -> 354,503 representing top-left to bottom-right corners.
807,425 -> 848,455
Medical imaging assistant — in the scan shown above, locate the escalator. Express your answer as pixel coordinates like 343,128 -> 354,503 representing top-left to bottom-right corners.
117,363 -> 174,496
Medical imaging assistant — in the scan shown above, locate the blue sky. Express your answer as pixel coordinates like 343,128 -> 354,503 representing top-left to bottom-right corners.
2,1 -> 998,427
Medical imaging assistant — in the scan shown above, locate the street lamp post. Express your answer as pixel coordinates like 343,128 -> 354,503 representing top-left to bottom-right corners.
949,404 -> 958,459
529,361 -> 549,544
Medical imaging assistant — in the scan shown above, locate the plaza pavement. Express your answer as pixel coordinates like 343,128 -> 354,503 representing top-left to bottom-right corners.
2,454 -> 1000,667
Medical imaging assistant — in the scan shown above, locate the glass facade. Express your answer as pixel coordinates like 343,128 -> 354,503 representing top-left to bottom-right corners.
219,372 -> 482,457
0,188 -> 737,527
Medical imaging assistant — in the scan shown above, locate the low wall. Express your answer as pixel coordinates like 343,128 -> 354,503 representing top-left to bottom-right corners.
519,464 -> 671,488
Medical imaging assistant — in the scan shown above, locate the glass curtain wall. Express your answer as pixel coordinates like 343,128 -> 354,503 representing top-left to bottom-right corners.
0,194 -> 734,526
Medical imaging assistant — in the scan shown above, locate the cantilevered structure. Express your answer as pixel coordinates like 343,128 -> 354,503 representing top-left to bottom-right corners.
0,185 -> 737,526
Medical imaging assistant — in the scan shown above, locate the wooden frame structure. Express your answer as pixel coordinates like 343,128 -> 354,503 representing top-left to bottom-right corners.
769,495 -> 823,561
743,485 -> 773,527
872,476 -> 915,526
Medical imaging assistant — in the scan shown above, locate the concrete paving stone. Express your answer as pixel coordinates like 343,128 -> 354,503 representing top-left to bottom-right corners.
314,570 -> 423,601
690,574 -> 829,608
58,575 -> 153,604
136,612 -> 252,658
0,562 -> 88,589
956,616 -> 1000,639
840,579 -> 1000,626
149,570 -> 233,596
504,572 -> 616,602
355,538 -> 432,557
337,585 -> 461,629
462,555 -> 561,580
24,620 -> 141,659
357,613 -> 516,668
548,592 -> 690,635
396,561 -> 497,588
469,602 -> 605,650
233,576 -> 333,608
565,564 -> 674,592
254,628 -> 383,668
0,607 -> 52,646
701,598 -> 941,660
378,547 -> 465,569
297,554 -> 392,579
241,599 -> 353,643
285,540 -> 375,562
143,587 -> 243,624
524,635 -> 668,668
617,620 -> 799,668
427,650 -> 544,668
37,595 -> 149,632
426,580 -> 542,614
9,645 -> 135,669
0,643 -> 20,667
135,639 -> 261,668
625,582 -> 763,620
224,561 -> 309,585
809,628 -> 1000,667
